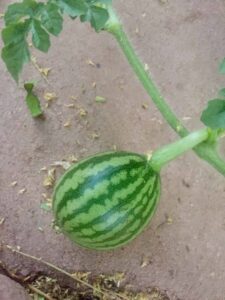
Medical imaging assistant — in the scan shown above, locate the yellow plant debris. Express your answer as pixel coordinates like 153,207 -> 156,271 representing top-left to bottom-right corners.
44,92 -> 57,102
18,188 -> 27,195
43,169 -> 56,188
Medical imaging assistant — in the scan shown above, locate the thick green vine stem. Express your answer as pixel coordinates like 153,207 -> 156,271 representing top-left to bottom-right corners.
105,6 -> 225,177
150,128 -> 209,172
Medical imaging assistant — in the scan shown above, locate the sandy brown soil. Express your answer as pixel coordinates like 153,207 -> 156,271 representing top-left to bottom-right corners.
1,1 -> 225,299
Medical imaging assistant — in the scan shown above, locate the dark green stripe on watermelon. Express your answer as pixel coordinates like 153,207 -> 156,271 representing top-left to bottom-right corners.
53,151 -> 161,250
56,159 -> 144,218
67,177 -> 160,250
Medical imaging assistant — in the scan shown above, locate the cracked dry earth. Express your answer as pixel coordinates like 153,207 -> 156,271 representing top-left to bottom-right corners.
1,1 -> 225,299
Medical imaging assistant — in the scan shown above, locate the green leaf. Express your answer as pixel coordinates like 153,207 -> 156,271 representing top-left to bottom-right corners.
201,99 -> 225,129
24,82 -> 43,117
4,0 -> 44,25
98,0 -> 112,3
219,58 -> 225,74
80,4 -> 109,31
4,2 -> 29,25
57,0 -> 88,17
218,88 -> 225,99
2,21 -> 29,45
89,5 -> 109,31
2,42 -> 30,82
86,0 -> 112,4
40,3 -> 63,36
32,19 -> 50,52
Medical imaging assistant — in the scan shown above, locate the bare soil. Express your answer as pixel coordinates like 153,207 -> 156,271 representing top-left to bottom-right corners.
1,1 -> 225,299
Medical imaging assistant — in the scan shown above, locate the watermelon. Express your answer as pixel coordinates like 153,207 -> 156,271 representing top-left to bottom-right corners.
53,151 -> 161,250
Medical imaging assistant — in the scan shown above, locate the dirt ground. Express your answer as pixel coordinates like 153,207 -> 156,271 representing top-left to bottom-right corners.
1,0 -> 225,299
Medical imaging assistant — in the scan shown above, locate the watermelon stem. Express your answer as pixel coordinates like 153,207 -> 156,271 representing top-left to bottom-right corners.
149,128 -> 210,172
105,8 -> 225,177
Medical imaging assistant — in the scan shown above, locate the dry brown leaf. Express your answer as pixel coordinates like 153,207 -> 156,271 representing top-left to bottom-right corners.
44,92 -> 57,102
18,188 -> 27,195
38,227 -> 44,232
40,68 -> 51,77
135,27 -> 140,34
91,132 -> 100,139
142,103 -> 148,109
0,218 -> 5,225
63,121 -> 71,128
41,193 -> 48,199
144,63 -> 149,71
86,59 -> 96,67
31,56 -> 37,63
43,169 -> 56,188
71,271 -> 91,282
67,155 -> 78,163
182,116 -> 191,121
79,108 -> 87,117
64,103 -> 75,108
140,256 -> 150,268
69,95 -> 77,100
40,166 -> 48,172
166,216 -> 173,224
51,161 -> 71,170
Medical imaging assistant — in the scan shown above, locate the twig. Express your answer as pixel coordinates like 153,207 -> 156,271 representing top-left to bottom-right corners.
27,284 -> 54,300
5,245 -> 129,300
31,56 -> 50,85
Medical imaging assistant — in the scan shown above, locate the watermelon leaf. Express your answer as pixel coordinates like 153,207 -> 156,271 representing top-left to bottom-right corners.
4,2 -> 29,25
31,19 -> 50,52
24,82 -> 43,117
1,0 -> 111,81
56,0 -> 88,17
201,99 -> 225,129
40,3 -> 63,36
89,5 -> 109,32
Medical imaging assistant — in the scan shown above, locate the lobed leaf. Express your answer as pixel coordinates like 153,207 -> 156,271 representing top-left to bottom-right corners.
41,3 -> 63,36
4,0 -> 44,25
4,2 -> 29,25
1,21 -> 30,81
57,0 -> 88,17
1,0 -> 111,81
89,5 -> 109,32
2,42 -> 30,82
31,19 -> 50,52
86,0 -> 112,4
2,21 -> 29,44
98,0 -> 112,3
201,99 -> 225,129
